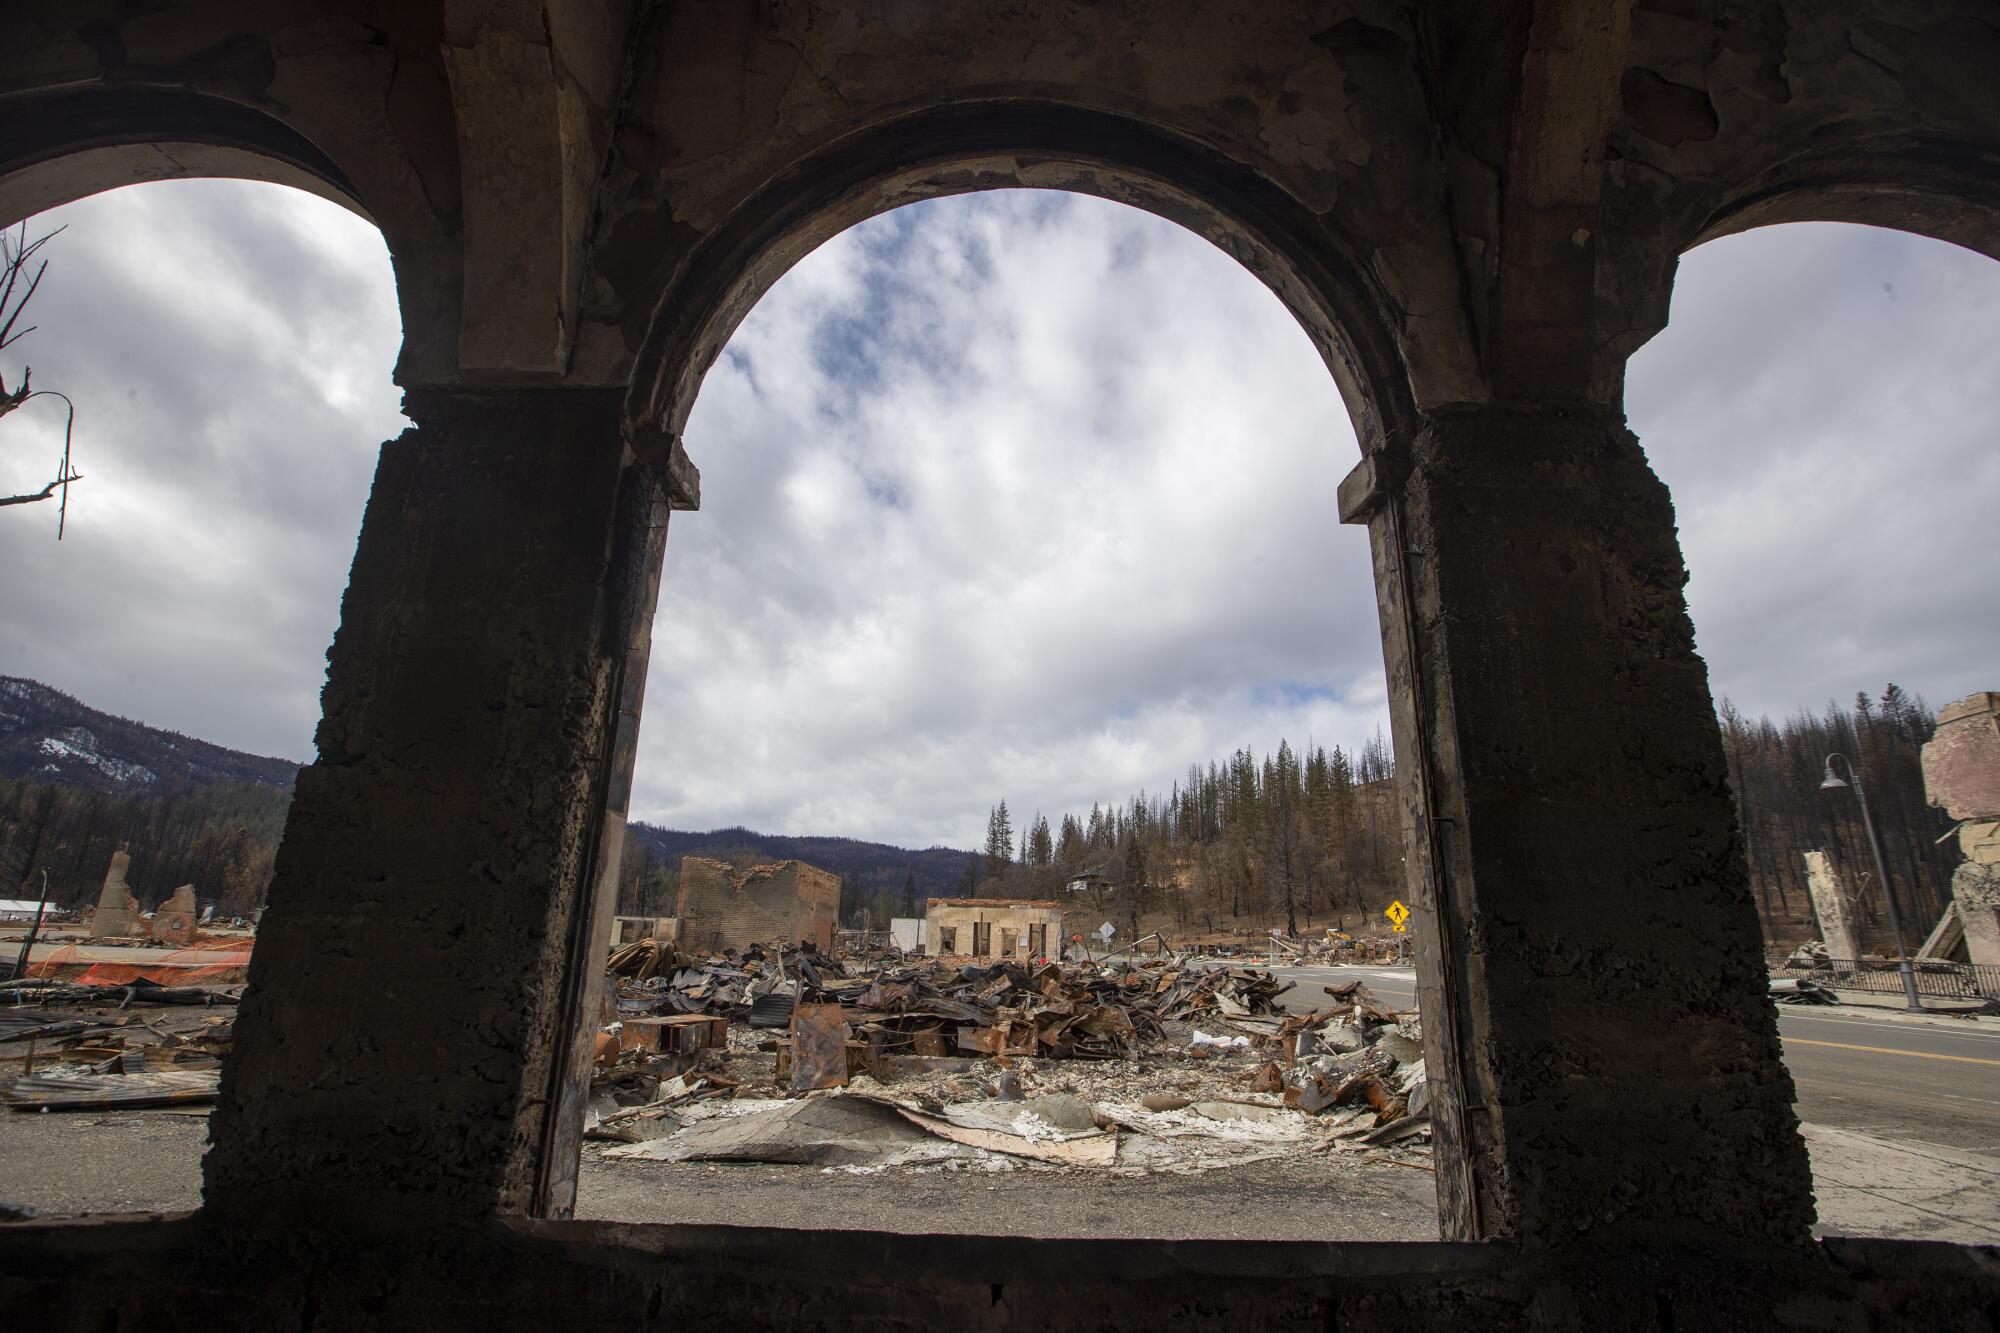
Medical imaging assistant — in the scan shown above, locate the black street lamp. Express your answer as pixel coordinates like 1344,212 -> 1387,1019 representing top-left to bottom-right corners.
1820,752 -> 1923,1010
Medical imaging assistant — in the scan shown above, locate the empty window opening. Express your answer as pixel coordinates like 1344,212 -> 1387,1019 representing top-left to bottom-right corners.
1627,219 -> 2000,1245
0,177 -> 401,1219
594,190 -> 1426,1240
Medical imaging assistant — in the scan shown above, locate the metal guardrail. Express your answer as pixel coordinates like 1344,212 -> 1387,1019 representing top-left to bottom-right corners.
1772,957 -> 2000,1001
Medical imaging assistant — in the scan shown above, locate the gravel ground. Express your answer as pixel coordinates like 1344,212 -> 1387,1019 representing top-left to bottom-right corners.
573,1142 -> 1439,1240
0,1108 -> 1439,1239
5,1109 -> 1996,1245
0,1109 -> 212,1218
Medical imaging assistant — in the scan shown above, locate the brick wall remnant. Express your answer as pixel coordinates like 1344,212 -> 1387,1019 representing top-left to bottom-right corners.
1922,692 -> 2000,823
676,857 -> 839,953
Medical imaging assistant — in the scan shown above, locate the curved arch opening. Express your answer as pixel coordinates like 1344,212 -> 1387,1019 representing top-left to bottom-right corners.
0,88 -> 373,231
1628,219 -> 2000,1241
599,187 -> 1425,1235
0,177 -> 405,1180
625,104 -> 1417,454
1689,141 -> 2000,264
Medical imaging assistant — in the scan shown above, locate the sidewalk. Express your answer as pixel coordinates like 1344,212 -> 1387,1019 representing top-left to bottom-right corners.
1803,1123 -> 2000,1244
1812,991 -> 2000,1031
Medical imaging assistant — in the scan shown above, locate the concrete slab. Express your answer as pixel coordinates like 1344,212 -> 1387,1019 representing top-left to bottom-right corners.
1803,1123 -> 2000,1245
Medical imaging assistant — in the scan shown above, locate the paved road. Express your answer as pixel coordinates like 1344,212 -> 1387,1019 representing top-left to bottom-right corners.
1242,963 -> 2000,1152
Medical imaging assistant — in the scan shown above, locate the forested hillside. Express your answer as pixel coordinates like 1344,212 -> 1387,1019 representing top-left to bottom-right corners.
1718,686 -> 1959,949
959,732 -> 1406,939
0,677 -> 299,793
0,675 -> 1963,947
613,824 -> 975,924
956,687 -> 1962,949
0,678 -> 299,913
0,774 -> 289,914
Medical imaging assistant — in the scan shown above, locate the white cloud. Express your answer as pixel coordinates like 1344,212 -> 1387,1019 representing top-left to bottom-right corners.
640,192 -> 1379,845
0,180 -> 404,759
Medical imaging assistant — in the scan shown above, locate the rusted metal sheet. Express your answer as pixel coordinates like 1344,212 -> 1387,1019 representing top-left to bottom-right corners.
619,1014 -> 728,1056
658,1014 -> 729,1054
790,1003 -> 850,1092
955,1025 -> 1004,1057
955,1020 -> 1034,1058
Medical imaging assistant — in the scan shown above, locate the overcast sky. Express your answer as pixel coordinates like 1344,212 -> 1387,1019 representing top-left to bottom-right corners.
1,181 -> 1994,848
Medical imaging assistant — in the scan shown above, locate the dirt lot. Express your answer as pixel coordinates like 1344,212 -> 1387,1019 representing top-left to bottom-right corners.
6,1099 -> 1999,1246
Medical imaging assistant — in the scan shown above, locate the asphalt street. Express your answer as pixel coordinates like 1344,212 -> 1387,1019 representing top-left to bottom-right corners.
1250,963 -> 2000,1152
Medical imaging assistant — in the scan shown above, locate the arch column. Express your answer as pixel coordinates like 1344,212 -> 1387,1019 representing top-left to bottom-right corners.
1341,403 -> 1814,1242
203,386 -> 682,1220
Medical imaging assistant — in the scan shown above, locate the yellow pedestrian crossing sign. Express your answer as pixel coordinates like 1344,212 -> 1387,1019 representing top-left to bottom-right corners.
1385,900 -> 1410,933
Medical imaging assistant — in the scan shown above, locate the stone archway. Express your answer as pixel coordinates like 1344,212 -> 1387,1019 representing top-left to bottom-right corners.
592,104 -> 1440,1222
622,102 -> 1424,457
0,87 -> 372,230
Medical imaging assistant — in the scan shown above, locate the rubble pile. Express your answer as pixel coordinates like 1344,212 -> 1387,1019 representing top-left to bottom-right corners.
1769,977 -> 1842,1005
1,937 -> 1435,1181
607,939 -> 850,1023
588,947 -> 1432,1176
1275,980 -> 1430,1143
0,977 -> 237,1111
609,947 -> 1292,1061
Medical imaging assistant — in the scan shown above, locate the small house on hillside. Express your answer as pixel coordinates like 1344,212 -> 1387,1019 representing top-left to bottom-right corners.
1064,865 -> 1114,894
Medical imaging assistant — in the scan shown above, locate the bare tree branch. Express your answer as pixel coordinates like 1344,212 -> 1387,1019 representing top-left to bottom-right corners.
0,468 -> 82,508
0,224 -> 60,352
1,223 -> 79,537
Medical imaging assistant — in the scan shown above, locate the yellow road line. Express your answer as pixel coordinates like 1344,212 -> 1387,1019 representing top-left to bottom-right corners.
1783,1036 -> 2000,1067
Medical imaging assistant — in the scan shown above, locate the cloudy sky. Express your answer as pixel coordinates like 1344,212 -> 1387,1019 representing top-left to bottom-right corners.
1,182 -> 1995,849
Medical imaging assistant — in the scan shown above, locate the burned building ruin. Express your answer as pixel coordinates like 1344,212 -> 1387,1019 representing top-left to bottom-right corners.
2,1 -> 1997,1327
1924,691 -> 2000,968
675,856 -> 839,954
924,898 -> 1065,960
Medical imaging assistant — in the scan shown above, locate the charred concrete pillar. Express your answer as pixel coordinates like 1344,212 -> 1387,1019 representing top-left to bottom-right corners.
205,386 -> 683,1220
1803,851 -> 1863,960
1340,403 -> 1813,1243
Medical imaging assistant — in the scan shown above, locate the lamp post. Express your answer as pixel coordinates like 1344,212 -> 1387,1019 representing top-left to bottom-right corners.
1820,752 -> 1923,1010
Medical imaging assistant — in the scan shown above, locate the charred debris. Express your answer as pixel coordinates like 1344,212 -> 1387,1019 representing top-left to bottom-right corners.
591,940 -> 1431,1173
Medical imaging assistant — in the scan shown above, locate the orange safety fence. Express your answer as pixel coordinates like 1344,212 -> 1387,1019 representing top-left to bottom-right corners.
23,942 -> 83,978
26,939 -> 253,986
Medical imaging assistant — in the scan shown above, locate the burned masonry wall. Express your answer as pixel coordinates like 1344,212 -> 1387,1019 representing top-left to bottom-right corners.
926,898 -> 1065,960
676,857 -> 838,953
1922,691 -> 2000,968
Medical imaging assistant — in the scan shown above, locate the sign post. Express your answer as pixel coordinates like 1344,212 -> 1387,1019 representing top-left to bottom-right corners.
1385,900 -> 1410,933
